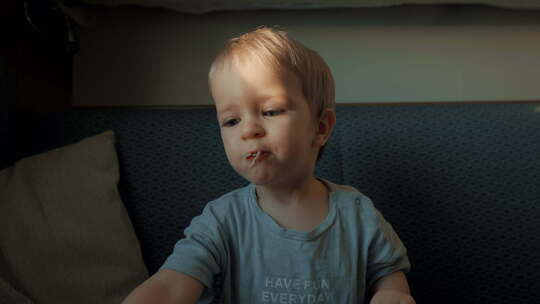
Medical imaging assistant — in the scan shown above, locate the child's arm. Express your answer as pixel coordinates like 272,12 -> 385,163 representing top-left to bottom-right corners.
369,271 -> 416,304
122,269 -> 203,304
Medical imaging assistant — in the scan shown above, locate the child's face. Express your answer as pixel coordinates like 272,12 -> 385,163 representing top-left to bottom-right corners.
211,58 -> 321,186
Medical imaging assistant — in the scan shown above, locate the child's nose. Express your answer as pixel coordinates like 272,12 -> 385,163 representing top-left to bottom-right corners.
241,119 -> 266,140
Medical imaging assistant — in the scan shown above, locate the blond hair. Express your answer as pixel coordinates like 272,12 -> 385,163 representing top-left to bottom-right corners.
209,27 -> 335,120
209,27 -> 335,161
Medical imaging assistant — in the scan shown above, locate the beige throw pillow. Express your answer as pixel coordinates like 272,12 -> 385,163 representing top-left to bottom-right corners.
0,130 -> 148,304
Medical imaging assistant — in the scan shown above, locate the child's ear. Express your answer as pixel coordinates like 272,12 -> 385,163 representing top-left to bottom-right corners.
313,109 -> 336,147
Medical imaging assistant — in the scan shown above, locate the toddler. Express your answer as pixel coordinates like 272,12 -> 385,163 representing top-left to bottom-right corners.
123,27 -> 414,304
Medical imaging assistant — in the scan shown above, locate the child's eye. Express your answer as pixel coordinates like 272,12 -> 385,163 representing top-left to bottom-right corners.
223,119 -> 239,127
263,110 -> 283,117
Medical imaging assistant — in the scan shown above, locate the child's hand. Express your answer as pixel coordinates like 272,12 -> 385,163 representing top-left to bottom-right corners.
369,290 -> 416,304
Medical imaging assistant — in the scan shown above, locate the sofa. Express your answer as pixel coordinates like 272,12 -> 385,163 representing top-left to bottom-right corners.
1,103 -> 539,303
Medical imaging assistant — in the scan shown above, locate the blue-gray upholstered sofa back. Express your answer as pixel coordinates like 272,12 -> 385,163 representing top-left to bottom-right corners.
3,103 -> 540,304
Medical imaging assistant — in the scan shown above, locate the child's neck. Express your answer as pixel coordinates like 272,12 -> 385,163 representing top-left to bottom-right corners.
255,176 -> 330,232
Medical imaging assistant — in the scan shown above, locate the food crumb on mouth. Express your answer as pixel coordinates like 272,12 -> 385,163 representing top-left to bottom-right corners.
247,151 -> 263,160
246,152 -> 261,159
249,151 -> 260,167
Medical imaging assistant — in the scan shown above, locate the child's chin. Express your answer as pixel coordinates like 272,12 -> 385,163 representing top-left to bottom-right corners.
244,174 -> 273,186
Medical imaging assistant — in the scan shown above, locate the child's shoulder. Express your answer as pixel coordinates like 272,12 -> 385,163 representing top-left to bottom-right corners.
324,179 -> 369,201
324,179 -> 379,216
203,184 -> 253,218
210,183 -> 252,204
328,181 -> 361,196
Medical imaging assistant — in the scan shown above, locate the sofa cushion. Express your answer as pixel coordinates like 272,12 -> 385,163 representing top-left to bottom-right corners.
0,130 -> 148,304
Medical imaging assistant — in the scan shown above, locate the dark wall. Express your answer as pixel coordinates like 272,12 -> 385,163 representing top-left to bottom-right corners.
0,49 -> 13,169
1,0 -> 73,114
0,0 -> 75,169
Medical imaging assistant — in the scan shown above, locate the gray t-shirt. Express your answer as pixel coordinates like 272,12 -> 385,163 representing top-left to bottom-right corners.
161,179 -> 410,303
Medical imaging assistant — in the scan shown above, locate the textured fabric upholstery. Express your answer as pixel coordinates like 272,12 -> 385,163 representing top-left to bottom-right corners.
6,103 -> 540,304
336,104 -> 540,303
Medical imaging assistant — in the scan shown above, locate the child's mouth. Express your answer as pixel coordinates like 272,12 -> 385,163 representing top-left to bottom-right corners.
246,151 -> 269,161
